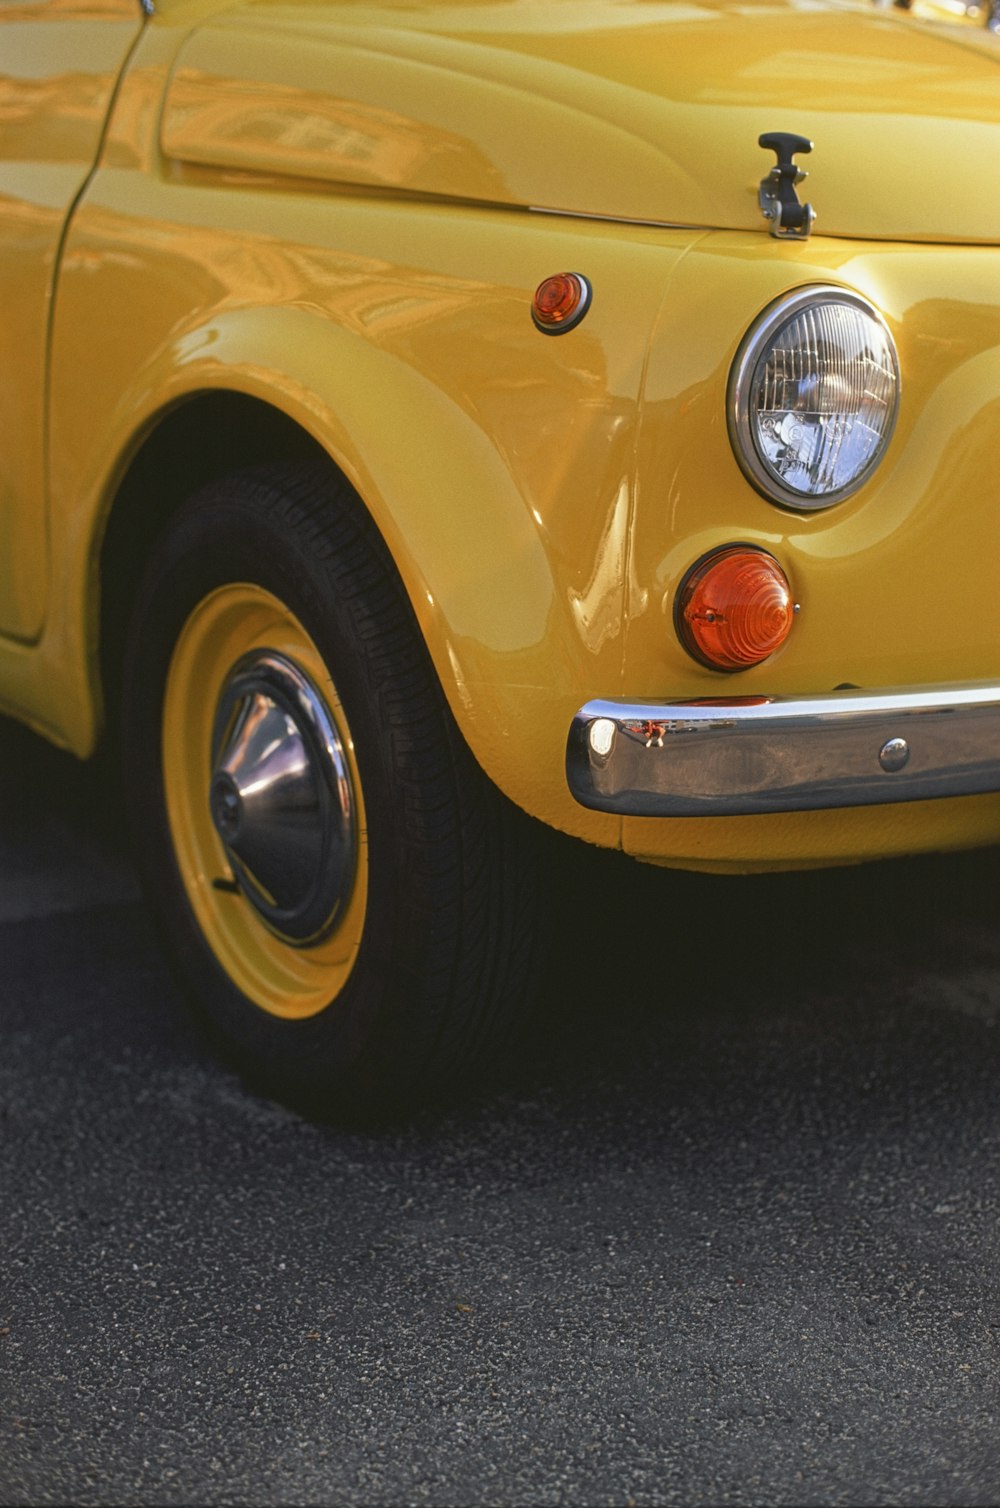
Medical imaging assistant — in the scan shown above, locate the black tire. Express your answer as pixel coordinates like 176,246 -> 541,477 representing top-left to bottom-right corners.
120,461 -> 540,1118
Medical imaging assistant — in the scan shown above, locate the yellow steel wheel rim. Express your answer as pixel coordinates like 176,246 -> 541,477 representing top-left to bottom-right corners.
162,583 -> 368,1020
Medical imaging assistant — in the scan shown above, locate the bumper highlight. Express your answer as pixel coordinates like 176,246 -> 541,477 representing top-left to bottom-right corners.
567,683 -> 1000,817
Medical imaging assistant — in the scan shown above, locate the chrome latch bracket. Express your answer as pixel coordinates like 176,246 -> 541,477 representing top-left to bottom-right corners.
758,132 -> 815,241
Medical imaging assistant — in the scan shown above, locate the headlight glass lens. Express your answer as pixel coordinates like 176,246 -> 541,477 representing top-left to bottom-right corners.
730,290 -> 899,509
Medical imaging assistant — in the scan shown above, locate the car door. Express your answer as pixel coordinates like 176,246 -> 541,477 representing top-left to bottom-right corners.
0,0 -> 143,641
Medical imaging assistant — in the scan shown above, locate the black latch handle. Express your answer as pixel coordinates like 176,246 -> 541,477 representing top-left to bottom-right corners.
758,132 -> 815,238
759,132 -> 813,168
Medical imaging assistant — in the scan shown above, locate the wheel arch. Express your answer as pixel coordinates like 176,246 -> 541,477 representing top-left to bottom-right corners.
99,390 -> 331,736
72,302 -> 618,849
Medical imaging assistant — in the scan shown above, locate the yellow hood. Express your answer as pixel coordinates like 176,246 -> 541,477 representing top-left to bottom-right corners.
160,0 -> 1000,243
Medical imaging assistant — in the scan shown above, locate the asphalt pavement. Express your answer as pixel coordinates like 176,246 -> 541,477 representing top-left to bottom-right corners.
1,712 -> 998,1506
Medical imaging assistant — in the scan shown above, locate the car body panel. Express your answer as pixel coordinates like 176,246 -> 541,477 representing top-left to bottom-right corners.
2,0 -> 1000,872
42,17 -> 700,848
0,0 -> 143,640
158,0 -> 1000,243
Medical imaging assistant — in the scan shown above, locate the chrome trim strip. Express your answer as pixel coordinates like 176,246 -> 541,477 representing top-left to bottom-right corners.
528,206 -> 698,231
567,682 -> 1000,817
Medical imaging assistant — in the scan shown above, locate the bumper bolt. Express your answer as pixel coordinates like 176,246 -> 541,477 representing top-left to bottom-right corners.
879,737 -> 910,773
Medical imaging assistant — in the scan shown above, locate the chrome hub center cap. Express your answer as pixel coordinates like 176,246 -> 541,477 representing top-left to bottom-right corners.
209,651 -> 357,945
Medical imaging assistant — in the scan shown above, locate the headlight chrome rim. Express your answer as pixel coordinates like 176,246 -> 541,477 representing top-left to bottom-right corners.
728,285 -> 900,512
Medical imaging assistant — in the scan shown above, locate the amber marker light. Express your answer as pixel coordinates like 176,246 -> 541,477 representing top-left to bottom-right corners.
677,546 -> 797,671
531,272 -> 592,334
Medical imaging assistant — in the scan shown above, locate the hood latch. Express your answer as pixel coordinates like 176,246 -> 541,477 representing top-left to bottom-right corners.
758,133 -> 815,240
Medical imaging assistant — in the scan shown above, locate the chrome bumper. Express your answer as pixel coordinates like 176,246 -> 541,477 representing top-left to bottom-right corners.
566,682 -> 1000,817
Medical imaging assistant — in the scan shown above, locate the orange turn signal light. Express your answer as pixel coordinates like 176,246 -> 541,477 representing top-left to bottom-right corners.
532,272 -> 591,334
677,546 -> 796,671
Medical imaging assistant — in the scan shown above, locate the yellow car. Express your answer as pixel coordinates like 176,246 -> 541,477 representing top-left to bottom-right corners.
4,0 -> 1000,1113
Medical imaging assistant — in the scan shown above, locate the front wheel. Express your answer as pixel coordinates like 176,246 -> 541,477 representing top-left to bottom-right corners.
121,462 -> 540,1118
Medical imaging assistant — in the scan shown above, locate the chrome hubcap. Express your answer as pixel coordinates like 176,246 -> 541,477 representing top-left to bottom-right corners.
208,651 -> 357,945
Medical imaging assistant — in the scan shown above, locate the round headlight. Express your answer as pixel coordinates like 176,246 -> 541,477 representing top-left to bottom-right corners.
729,287 -> 899,510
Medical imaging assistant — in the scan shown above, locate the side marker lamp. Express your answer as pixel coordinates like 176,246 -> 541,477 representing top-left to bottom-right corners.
532,273 -> 592,334
677,546 -> 797,671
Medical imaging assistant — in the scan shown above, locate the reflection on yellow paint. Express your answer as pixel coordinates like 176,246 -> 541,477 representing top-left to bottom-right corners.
0,0 -> 141,640
157,0 -> 1000,242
